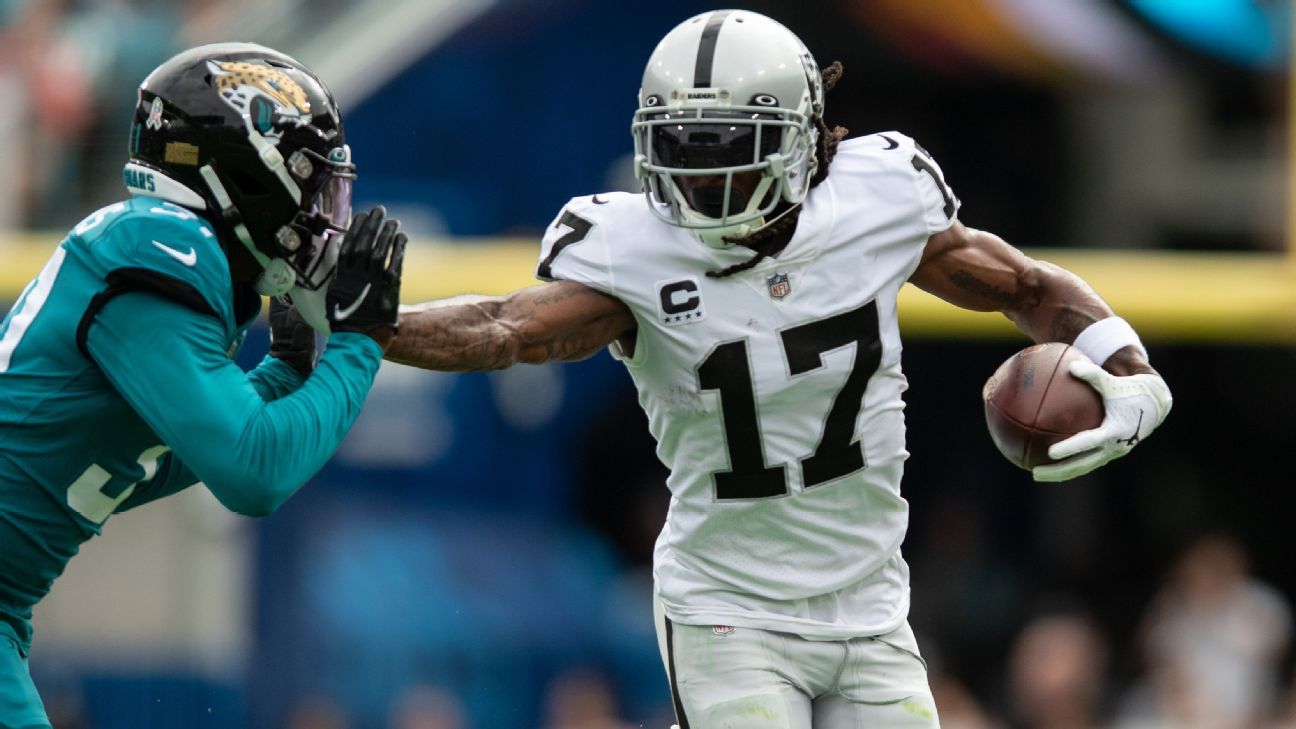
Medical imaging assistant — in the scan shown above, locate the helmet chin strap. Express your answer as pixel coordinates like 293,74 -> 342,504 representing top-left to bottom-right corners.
254,258 -> 295,296
198,165 -> 294,296
697,221 -> 758,248
695,199 -> 804,249
680,174 -> 778,248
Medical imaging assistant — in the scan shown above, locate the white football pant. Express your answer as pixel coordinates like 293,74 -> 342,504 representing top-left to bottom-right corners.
655,598 -> 940,728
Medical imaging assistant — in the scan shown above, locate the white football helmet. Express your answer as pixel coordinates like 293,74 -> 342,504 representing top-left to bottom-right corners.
632,10 -> 823,247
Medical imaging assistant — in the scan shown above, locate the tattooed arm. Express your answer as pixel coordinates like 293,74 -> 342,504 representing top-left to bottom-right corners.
908,221 -> 1154,376
385,281 -> 637,371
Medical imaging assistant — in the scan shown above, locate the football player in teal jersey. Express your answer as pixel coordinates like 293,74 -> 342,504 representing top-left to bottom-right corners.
0,43 -> 406,727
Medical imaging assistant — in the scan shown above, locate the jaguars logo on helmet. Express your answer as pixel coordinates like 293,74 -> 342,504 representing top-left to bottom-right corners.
208,60 -> 312,141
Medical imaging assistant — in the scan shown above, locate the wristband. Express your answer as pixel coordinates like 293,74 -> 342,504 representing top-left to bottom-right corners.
1073,316 -> 1147,365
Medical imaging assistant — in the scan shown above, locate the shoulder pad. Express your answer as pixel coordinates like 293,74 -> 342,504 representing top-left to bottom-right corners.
834,132 -> 918,164
560,191 -> 643,223
535,193 -> 638,288
834,132 -> 960,230
73,198 -> 235,326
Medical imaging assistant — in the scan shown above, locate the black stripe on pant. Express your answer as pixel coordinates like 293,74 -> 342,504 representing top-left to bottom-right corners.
664,617 -> 691,729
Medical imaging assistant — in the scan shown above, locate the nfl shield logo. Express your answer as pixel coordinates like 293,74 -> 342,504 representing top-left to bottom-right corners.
767,273 -> 791,299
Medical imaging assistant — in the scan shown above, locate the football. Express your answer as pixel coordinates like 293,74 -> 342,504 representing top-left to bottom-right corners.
982,343 -> 1105,470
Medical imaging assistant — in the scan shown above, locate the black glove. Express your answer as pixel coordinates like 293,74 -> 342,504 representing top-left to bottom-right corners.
326,205 -> 407,341
268,296 -> 316,379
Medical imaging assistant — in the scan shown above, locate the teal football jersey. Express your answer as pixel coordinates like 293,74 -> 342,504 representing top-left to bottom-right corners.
0,198 -> 251,648
0,196 -> 383,653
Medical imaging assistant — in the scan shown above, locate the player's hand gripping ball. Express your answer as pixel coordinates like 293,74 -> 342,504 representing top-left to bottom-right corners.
982,343 -> 1104,472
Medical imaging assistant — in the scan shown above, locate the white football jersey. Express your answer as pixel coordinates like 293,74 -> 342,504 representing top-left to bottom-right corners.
537,133 -> 960,640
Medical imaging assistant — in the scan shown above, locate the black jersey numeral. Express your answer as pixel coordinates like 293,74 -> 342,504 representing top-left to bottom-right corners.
910,153 -> 957,220
697,340 -> 788,500
781,301 -> 882,487
697,301 -> 883,500
536,210 -> 593,280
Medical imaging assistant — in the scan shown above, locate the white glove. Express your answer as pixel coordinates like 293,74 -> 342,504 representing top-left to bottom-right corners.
1032,360 -> 1172,482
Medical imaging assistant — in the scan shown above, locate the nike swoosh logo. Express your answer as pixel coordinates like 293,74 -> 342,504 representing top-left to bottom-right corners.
331,283 -> 371,321
591,195 -> 608,205
151,240 -> 197,267
1119,409 -> 1145,447
879,134 -> 899,150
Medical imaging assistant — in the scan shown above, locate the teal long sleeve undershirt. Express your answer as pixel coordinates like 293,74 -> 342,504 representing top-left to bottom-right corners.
86,291 -> 382,516
114,355 -> 306,512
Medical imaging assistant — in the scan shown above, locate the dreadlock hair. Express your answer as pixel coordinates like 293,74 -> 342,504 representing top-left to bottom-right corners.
707,61 -> 849,279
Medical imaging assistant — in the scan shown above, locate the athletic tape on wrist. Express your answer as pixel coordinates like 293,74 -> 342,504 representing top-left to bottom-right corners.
1073,316 -> 1147,365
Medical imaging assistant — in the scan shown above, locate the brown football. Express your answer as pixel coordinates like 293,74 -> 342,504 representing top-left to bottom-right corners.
983,343 -> 1105,470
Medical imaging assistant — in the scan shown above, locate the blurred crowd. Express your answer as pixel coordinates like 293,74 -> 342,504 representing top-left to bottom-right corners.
283,670 -> 643,729
931,533 -> 1295,729
270,532 -> 1296,729
0,0 -> 194,230
0,0 -> 360,232
32,529 -> 1294,729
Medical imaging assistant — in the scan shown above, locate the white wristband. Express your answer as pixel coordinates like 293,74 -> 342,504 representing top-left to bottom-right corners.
1073,316 -> 1147,365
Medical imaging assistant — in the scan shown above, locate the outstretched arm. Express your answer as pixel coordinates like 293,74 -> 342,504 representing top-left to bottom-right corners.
909,220 -> 1171,481
386,280 -> 637,372
909,221 -> 1153,376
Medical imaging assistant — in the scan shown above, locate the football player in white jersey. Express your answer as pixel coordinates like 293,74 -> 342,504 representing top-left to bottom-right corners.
387,10 -> 1172,729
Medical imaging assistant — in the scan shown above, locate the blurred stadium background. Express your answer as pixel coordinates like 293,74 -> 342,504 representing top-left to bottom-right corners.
1,0 -> 1293,728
